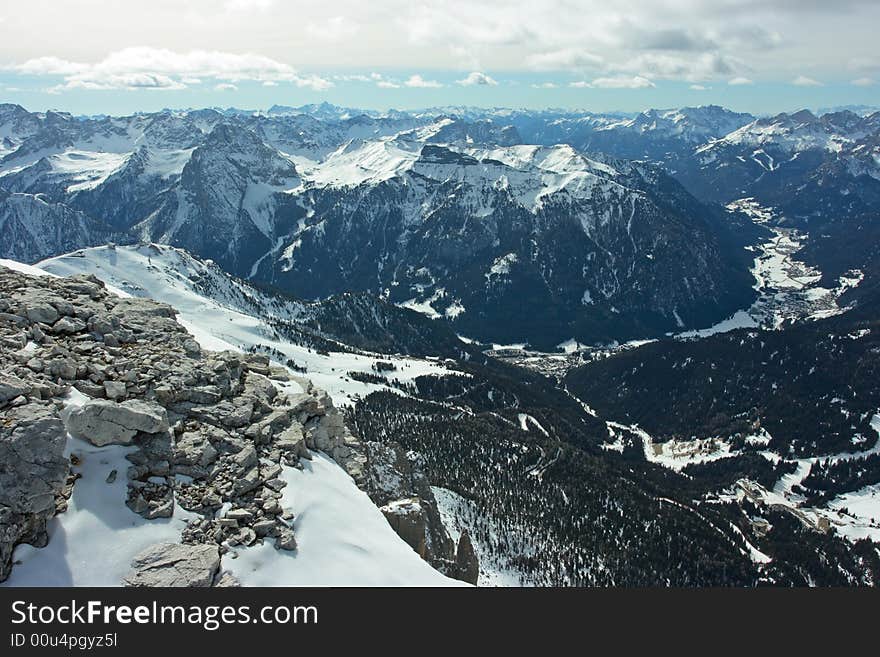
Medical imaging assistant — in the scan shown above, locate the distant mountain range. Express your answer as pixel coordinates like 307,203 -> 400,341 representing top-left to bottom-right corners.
2,102 -> 878,347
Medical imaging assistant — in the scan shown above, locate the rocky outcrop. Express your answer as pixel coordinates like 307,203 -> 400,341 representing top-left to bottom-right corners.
122,543 -> 220,587
380,498 -> 429,557
0,403 -> 69,582
65,399 -> 169,446
452,532 -> 480,585
0,264 -> 373,584
364,441 -> 479,584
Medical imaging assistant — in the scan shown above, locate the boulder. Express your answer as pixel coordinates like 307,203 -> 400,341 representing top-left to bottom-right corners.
173,431 -> 218,467
182,339 -> 201,356
243,372 -> 277,402
103,380 -> 127,401
235,442 -> 259,467
0,405 -> 69,516
51,317 -> 86,335
66,399 -> 169,446
274,526 -> 297,551
188,399 -> 253,428
20,301 -> 59,325
275,422 -> 310,459
0,375 -> 31,405
122,543 -> 220,587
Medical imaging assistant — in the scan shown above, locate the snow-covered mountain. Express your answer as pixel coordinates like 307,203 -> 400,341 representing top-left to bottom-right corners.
264,139 -> 759,348
3,101 -> 876,347
0,103 -> 764,347
0,189 -> 111,262
132,123 -> 301,276
682,109 -> 880,204
476,104 -> 756,163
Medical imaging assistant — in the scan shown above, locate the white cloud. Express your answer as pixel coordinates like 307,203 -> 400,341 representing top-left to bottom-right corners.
591,75 -> 654,89
14,56 -> 89,76
614,52 -> 741,83
689,84 -> 708,90
851,77 -> 875,86
214,82 -> 238,91
306,16 -> 359,42
728,76 -> 754,85
457,71 -> 498,86
2,1 -> 879,95
404,74 -> 442,88
223,0 -> 275,11
531,82 -> 558,89
59,73 -> 186,92
333,73 -> 373,82
792,75 -> 822,86
568,81 -> 592,88
525,48 -> 603,71
377,80 -> 400,89
8,47 -> 333,92
293,75 -> 334,91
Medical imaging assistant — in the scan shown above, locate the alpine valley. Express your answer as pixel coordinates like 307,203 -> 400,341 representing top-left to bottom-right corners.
1,100 -> 880,587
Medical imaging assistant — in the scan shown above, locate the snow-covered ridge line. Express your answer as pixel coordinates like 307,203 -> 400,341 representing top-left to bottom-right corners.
37,244 -> 454,408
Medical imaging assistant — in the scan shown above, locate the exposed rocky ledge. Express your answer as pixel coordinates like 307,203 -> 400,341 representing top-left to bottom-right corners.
0,265 -> 476,585
365,442 -> 479,584
122,543 -> 222,588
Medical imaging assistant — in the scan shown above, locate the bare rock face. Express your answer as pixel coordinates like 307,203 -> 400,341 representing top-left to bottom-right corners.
122,543 -> 220,587
452,531 -> 480,585
0,403 -> 69,582
65,399 -> 170,446
364,440 -> 480,583
381,498 -> 429,558
303,401 -> 367,485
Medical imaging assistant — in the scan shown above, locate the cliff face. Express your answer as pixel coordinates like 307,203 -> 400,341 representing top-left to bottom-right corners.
0,263 -> 474,585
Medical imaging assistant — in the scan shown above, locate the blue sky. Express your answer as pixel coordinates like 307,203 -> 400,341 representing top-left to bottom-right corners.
2,73 -> 878,117
1,1 -> 878,116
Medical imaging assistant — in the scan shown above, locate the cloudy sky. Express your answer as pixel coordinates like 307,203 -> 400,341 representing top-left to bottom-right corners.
1,0 -> 878,114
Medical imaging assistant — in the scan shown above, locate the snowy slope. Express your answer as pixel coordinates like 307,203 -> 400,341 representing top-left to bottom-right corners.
38,244 -> 452,406
293,137 -> 630,210
699,110 -> 867,155
232,454 -> 464,586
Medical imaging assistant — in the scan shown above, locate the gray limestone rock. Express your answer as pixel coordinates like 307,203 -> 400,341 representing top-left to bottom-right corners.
0,375 -> 31,406
0,403 -> 69,581
122,543 -> 220,587
65,399 -> 169,446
